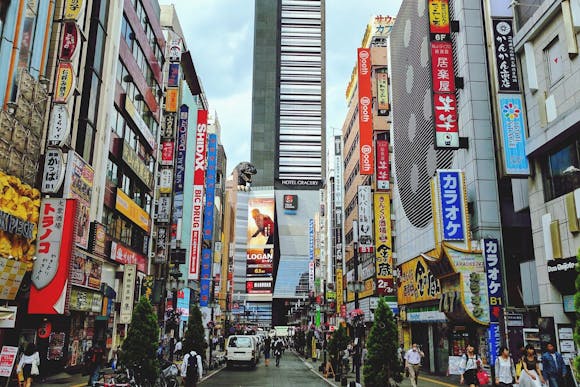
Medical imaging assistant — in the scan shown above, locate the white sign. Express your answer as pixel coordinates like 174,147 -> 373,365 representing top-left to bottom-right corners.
41,148 -> 65,193
156,196 -> 171,223
357,185 -> 374,252
47,105 -> 70,146
32,199 -> 66,289
158,169 -> 173,193
119,264 -> 136,324
0,306 -> 17,328
0,346 -> 18,377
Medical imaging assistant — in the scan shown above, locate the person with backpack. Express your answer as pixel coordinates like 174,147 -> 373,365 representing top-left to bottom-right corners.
495,346 -> 517,386
181,350 -> 203,387
459,343 -> 481,387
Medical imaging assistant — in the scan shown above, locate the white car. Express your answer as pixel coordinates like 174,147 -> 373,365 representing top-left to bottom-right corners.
225,335 -> 258,368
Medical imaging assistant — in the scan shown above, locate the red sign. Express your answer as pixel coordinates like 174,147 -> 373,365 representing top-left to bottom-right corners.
357,48 -> 374,175
60,22 -> 79,60
189,110 -> 208,280
246,280 -> 273,294
29,199 -> 76,315
110,241 -> 146,273
376,140 -> 390,191
340,304 -> 346,318
434,93 -> 458,145
431,42 -> 455,93
160,141 -> 174,166
0,346 -> 18,378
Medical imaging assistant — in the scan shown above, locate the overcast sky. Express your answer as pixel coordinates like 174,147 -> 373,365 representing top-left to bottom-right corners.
162,0 -> 403,175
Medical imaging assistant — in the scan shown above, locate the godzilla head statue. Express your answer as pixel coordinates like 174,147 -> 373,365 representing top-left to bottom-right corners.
234,161 -> 257,191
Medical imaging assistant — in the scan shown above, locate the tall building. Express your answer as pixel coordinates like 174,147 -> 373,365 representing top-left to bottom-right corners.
250,0 -> 326,324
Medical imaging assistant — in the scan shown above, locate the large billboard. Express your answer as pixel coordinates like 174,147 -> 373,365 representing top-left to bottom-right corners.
188,110 -> 207,280
199,134 -> 218,306
374,193 -> 394,296
246,194 -> 275,294
357,48 -> 374,175
498,94 -> 529,175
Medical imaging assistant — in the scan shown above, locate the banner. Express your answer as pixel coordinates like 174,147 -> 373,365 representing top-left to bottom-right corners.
374,193 -> 394,296
431,42 -> 455,93
436,170 -> 467,241
376,140 -> 390,191
189,110 -> 207,280
246,193 -> 275,294
357,186 -> 373,253
119,264 -> 136,324
63,151 -> 94,250
498,94 -> 529,175
30,199 -> 76,314
200,134 -> 218,306
176,288 -> 190,320
357,48 -> 374,175
492,19 -> 519,92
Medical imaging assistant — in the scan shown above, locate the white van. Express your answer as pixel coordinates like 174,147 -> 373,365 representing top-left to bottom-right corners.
225,335 -> 258,368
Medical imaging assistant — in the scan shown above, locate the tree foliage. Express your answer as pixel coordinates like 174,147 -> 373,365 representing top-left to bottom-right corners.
327,325 -> 350,369
183,304 -> 208,362
121,296 -> 160,383
574,250 -> 580,377
363,297 -> 402,387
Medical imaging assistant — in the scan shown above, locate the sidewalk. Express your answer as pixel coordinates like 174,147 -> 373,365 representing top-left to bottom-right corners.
295,352 -> 462,387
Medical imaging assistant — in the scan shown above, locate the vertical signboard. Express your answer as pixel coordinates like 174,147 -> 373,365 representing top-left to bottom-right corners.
63,151 -> 94,250
428,0 -> 451,40
336,268 -> 343,315
357,186 -> 374,253
30,199 -> 76,314
357,48 -> 374,175
160,142 -> 175,166
188,110 -> 207,280
246,194 -> 275,294
334,136 -> 343,206
53,62 -> 76,103
376,68 -> 390,116
492,19 -> 519,92
376,140 -> 390,191
41,148 -> 66,193
308,218 -> 315,291
199,134 -> 218,306
483,238 -> 504,322
498,94 -> 529,175
374,193 -> 394,296
431,42 -> 456,93
436,170 -> 467,241
175,105 -> 188,193
119,264 -> 136,324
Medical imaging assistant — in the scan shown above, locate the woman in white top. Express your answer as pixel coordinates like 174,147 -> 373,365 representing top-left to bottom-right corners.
519,344 -> 545,387
494,346 -> 517,386
459,343 -> 481,387
17,343 -> 40,387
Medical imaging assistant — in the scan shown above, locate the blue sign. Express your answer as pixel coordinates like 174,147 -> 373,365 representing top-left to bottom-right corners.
499,94 -> 529,175
309,219 -> 314,260
174,105 -> 188,193
483,238 -> 504,323
168,63 -> 180,87
437,170 -> 466,241
176,288 -> 190,321
487,322 -> 501,366
199,134 -> 218,307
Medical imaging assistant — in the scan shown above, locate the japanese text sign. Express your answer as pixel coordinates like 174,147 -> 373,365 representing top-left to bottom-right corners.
376,68 -> 390,115
175,105 -> 188,193
492,19 -> 519,92
357,185 -> 374,253
110,241 -> 146,273
119,264 -> 136,324
63,0 -> 84,20
437,170 -> 466,241
60,22 -> 79,60
434,94 -> 459,148
41,148 -> 65,193
374,193 -> 394,296
376,140 -> 390,191
483,238 -> 504,322
47,104 -> 70,146
357,48 -> 374,175
160,141 -> 174,166
53,62 -> 75,103
0,346 -> 18,377
429,0 -> 450,40
498,94 -> 529,175
431,42 -> 456,93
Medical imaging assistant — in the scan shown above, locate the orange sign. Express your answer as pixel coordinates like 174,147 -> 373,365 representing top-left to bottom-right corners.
64,0 -> 84,20
53,62 -> 75,103
429,0 -> 450,35
115,189 -> 150,232
165,88 -> 178,112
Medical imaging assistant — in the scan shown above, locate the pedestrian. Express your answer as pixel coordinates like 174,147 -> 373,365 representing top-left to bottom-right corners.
541,342 -> 567,387
169,337 -> 175,362
181,349 -> 203,387
519,344 -> 545,387
397,343 -> 405,364
174,339 -> 183,361
264,336 -> 272,367
86,342 -> 104,386
274,337 -> 284,367
341,348 -> 350,375
404,343 -> 424,387
459,343 -> 480,387
361,345 -> 368,368
16,343 -> 40,387
351,343 -> 360,373
494,346 -> 517,386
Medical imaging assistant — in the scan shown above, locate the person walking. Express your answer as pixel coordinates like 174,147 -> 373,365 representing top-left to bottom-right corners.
174,340 -> 183,361
274,337 -> 284,367
264,336 -> 272,367
17,343 -> 40,387
405,343 -> 424,387
541,343 -> 567,387
87,343 -> 104,387
518,344 -> 545,387
494,346 -> 517,386
181,350 -> 203,387
459,343 -> 480,387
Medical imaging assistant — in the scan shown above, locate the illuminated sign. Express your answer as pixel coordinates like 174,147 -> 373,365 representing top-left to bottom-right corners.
41,148 -> 65,193
498,94 -> 529,175
60,22 -> 79,60
374,193 -> 394,296
47,104 -> 70,146
63,0 -> 84,20
63,151 -> 94,250
376,140 -> 390,191
492,19 -> 519,92
397,256 -> 441,305
110,241 -> 146,273
189,110 -> 207,280
436,170 -> 467,241
483,238 -> 504,323
160,141 -> 174,166
357,186 -> 373,253
53,62 -> 75,103
429,0 -> 450,40
165,88 -> 178,113
357,48 -> 374,175
376,68 -> 389,115
119,264 -> 136,324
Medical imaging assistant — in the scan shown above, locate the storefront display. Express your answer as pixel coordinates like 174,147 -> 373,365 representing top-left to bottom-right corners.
47,332 -> 66,361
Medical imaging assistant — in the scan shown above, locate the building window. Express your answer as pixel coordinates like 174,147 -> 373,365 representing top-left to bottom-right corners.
543,136 -> 580,201
544,37 -> 564,87
106,159 -> 118,185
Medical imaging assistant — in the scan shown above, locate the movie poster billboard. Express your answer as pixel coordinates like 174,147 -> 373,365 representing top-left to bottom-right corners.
246,194 -> 275,294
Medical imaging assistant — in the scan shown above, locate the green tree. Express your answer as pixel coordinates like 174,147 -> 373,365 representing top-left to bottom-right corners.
183,304 -> 208,362
575,250 -> 580,376
121,296 -> 160,383
363,297 -> 402,387
327,325 -> 350,372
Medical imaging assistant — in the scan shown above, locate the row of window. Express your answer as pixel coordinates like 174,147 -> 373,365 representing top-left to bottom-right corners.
102,207 -> 149,255
106,157 -> 153,211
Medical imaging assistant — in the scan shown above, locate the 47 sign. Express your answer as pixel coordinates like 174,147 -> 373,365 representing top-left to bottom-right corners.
483,238 -> 504,323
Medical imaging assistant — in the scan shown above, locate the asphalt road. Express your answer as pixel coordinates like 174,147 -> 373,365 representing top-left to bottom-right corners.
201,352 -> 330,387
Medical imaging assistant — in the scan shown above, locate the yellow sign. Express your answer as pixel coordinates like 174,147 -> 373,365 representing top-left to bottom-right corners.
336,269 -> 343,312
374,193 -> 394,296
397,255 -> 441,305
347,278 -> 375,302
53,62 -> 75,103
115,189 -> 150,232
428,0 -> 450,34
165,88 -> 178,112
64,0 -> 84,20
